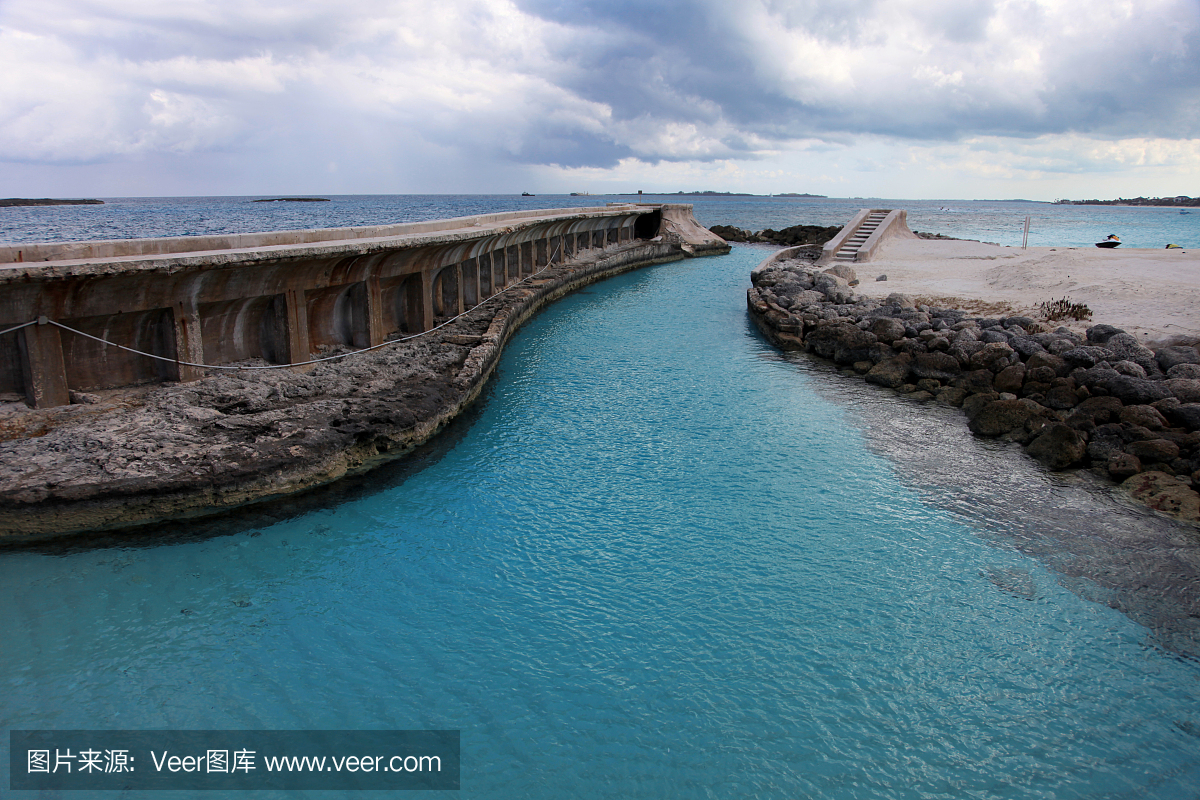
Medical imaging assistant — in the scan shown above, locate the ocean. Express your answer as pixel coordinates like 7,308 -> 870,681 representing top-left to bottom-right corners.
2,197 -> 1199,798
0,194 -> 1196,249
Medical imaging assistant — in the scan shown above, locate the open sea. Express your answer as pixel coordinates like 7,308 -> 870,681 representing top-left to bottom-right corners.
3,196 -> 1200,799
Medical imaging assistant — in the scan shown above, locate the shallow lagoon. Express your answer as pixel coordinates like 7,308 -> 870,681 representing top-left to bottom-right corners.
3,244 -> 1200,798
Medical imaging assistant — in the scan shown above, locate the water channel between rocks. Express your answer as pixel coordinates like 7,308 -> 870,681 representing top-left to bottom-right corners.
3,244 -> 1199,799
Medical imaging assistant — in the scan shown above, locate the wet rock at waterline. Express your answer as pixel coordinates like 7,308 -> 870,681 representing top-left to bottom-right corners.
748,255 -> 1200,524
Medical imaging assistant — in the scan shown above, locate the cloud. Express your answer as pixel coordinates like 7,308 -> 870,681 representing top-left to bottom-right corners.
0,0 -> 1197,195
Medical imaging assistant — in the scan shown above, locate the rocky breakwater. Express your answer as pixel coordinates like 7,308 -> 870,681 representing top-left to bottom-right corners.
0,232 -> 729,543
747,250 -> 1200,524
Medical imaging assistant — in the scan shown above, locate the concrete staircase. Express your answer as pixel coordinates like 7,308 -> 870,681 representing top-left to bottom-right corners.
833,210 -> 889,262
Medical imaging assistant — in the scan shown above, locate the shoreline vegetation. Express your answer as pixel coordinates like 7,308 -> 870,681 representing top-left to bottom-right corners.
252,197 -> 331,203
747,247 -> 1200,525
0,198 -> 104,207
1055,195 -> 1200,207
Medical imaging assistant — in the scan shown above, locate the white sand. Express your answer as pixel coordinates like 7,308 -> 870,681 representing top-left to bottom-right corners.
857,239 -> 1200,346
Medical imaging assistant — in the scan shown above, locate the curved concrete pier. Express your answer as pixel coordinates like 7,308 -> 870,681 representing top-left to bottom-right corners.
0,205 -> 728,541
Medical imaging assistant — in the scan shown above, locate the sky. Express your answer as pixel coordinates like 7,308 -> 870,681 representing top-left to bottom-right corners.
1,0 -> 1198,200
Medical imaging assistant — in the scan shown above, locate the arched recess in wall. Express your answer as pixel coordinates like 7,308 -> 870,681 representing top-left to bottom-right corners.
634,211 -> 661,239
432,265 -> 459,318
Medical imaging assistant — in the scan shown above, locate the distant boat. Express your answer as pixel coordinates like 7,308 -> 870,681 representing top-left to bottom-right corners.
1095,234 -> 1121,248
522,192 -> 534,197
1182,210 -> 1192,215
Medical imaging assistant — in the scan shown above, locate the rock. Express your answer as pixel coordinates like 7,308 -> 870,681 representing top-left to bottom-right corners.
962,391 -> 1000,420
1104,333 -> 1160,375
994,364 -> 1026,394
865,354 -> 913,389
969,398 -> 1040,437
1156,345 -> 1200,372
936,386 -> 968,407
1167,363 -> 1200,380
1107,452 -> 1143,479
948,340 -> 986,367
1086,324 -> 1125,345
1112,360 -> 1146,378
876,274 -> 887,281
1166,378 -> 1200,404
1166,404 -> 1200,431
69,390 -> 100,405
969,342 -> 1017,373
911,352 -> 962,383
1125,439 -> 1181,463
1087,432 -> 1124,462
805,323 -> 877,364
915,378 -> 942,394
814,273 -> 855,304
885,292 -> 915,310
869,317 -> 907,344
1025,423 -> 1086,469
1105,375 -> 1173,405
907,390 -> 935,402
956,369 -> 997,395
1044,384 -> 1081,410
1025,351 -> 1069,377
822,264 -> 857,283
980,329 -> 1010,344
1007,335 -> 1045,359
1121,471 -> 1200,523
1061,346 -> 1111,368
1119,404 -> 1168,431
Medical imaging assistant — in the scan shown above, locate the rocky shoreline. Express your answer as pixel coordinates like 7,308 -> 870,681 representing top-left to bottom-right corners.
748,247 -> 1200,524
0,238 -> 726,543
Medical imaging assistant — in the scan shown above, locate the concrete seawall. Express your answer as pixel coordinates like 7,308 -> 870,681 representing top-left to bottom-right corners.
0,205 -> 728,542
1,204 -> 720,408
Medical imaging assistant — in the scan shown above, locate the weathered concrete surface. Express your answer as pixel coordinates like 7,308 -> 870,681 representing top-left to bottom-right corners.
0,209 -> 728,542
1,204 -> 725,408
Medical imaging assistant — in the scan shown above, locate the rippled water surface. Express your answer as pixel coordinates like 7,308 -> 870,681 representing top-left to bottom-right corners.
4,245 -> 1200,799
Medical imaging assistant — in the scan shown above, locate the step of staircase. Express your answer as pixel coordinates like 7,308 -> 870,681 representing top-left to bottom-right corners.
830,210 -> 891,262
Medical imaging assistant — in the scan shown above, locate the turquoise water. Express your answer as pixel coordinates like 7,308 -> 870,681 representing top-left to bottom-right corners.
1,194 -> 1196,249
4,246 -> 1200,798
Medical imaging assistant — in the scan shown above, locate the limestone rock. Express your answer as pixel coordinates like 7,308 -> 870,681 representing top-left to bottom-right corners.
1167,363 -> 1200,380
994,364 -> 1026,394
911,352 -> 961,383
865,354 -> 913,389
1025,351 -> 1069,377
1086,324 -> 1125,345
870,317 -> 907,344
1105,375 -> 1173,405
1119,404 -> 1168,431
969,398 -> 1039,437
1125,439 -> 1181,463
822,264 -> 857,283
1025,423 -> 1086,469
969,342 -> 1017,373
1107,452 -> 1143,479
1156,345 -> 1200,372
1166,378 -> 1200,404
1121,471 -> 1200,523
1104,333 -> 1160,375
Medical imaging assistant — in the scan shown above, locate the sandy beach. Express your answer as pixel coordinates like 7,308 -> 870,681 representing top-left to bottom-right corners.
858,239 -> 1200,345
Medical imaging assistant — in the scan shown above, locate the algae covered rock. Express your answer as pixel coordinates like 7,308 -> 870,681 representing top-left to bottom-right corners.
1121,471 -> 1200,523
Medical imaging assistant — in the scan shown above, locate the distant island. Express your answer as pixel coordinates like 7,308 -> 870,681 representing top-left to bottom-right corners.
0,198 -> 104,207
774,193 -> 828,198
1055,195 -> 1199,207
253,197 -> 331,203
671,191 -> 757,197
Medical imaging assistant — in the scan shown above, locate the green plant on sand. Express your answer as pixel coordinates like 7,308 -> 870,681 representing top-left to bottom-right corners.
1039,297 -> 1093,321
